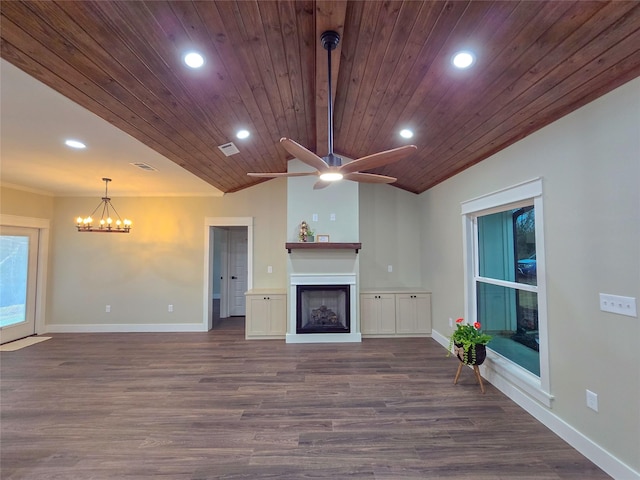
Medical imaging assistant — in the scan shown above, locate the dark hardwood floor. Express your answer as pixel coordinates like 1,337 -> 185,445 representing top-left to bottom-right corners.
1,330 -> 608,479
211,299 -> 245,332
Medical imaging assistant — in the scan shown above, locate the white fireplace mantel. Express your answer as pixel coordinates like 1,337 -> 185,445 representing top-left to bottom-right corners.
286,273 -> 361,344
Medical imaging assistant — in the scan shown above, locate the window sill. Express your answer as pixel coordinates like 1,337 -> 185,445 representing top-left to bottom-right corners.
484,349 -> 554,407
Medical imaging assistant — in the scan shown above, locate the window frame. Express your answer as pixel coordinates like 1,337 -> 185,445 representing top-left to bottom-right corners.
461,178 -> 553,407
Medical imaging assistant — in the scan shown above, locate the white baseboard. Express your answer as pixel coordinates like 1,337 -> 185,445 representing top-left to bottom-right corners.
432,328 -> 639,480
430,329 -> 451,350
46,323 -> 208,333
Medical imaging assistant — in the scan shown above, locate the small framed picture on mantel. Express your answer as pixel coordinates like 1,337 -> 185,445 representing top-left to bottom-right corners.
317,234 -> 330,243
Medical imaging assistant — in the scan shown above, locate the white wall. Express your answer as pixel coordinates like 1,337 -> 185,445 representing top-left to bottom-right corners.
421,78 -> 640,475
359,183 -> 423,289
0,178 -> 289,330
286,159 -> 359,242
0,187 -> 54,219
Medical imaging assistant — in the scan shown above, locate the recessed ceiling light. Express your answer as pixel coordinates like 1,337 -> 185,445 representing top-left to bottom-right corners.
65,139 -> 86,149
236,129 -> 250,139
452,51 -> 475,69
183,51 -> 205,69
399,129 -> 414,139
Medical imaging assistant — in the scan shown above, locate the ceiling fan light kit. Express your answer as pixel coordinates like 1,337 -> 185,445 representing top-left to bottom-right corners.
319,172 -> 343,182
248,31 -> 417,189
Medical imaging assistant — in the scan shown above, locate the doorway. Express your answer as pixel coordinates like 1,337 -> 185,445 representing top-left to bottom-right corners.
204,217 -> 253,331
0,216 -> 49,344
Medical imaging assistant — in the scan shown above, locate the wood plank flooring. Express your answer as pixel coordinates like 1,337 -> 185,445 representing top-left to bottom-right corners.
0,330 -> 609,479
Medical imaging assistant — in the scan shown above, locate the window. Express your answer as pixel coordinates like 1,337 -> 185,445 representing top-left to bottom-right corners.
477,206 -> 539,375
462,178 -> 552,406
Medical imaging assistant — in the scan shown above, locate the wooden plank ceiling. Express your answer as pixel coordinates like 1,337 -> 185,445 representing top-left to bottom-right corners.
2,1 -> 639,194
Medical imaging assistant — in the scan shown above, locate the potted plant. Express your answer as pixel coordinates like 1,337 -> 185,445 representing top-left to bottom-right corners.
447,318 -> 492,365
298,221 -> 315,242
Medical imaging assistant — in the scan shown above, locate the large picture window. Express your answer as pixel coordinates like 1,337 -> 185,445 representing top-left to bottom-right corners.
462,178 -> 551,406
477,206 -> 539,375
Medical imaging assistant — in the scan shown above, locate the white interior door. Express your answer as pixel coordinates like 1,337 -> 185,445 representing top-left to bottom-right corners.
218,228 -> 230,318
228,228 -> 247,316
0,226 -> 39,344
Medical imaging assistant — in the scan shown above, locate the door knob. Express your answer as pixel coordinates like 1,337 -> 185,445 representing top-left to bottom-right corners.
231,276 -> 237,279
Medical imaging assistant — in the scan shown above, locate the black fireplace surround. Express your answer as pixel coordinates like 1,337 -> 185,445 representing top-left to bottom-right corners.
296,285 -> 350,334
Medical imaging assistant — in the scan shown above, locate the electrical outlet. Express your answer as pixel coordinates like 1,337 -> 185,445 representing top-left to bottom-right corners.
599,293 -> 637,317
105,305 -> 111,313
312,213 -> 318,222
387,265 -> 393,273
330,213 -> 336,221
267,265 -> 273,273
586,389 -> 598,412
168,304 -> 173,313
449,317 -> 453,327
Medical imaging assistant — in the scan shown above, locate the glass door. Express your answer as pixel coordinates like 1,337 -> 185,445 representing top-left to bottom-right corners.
0,226 -> 39,344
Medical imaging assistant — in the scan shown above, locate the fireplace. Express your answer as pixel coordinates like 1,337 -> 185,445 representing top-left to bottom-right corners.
296,285 -> 350,334
287,274 -> 360,343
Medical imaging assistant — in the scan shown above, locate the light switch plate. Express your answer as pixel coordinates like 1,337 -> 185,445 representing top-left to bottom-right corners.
586,389 -> 598,412
599,293 -> 637,317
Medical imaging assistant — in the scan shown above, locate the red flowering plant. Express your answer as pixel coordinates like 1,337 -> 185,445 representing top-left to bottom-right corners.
447,318 -> 493,364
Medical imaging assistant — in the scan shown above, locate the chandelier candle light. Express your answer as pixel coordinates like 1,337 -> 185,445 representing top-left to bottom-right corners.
75,178 -> 132,233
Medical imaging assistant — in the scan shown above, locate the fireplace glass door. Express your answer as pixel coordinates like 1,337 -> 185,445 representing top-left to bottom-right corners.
296,285 -> 350,334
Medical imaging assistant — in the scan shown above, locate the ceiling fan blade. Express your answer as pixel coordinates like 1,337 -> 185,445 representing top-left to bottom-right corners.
280,138 -> 330,172
338,145 -> 417,175
344,172 -> 397,184
247,172 -> 317,178
313,179 -> 332,190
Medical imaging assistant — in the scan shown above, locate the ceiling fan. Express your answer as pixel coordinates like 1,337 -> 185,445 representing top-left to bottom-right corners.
248,30 -> 417,190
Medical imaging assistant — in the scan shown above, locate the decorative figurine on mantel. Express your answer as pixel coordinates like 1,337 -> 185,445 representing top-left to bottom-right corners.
298,221 -> 314,242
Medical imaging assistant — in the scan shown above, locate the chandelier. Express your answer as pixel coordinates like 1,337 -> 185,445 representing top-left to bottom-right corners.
75,178 -> 132,233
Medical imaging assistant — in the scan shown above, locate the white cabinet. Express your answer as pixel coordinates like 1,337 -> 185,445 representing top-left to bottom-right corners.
360,294 -> 396,334
360,290 -> 431,337
395,293 -> 431,334
245,291 -> 286,339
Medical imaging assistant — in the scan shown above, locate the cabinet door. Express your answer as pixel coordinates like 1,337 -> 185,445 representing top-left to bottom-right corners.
378,295 -> 397,334
360,293 -> 380,334
360,295 -> 379,334
396,294 -> 431,334
361,294 -> 395,334
247,296 -> 270,336
267,295 -> 286,335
